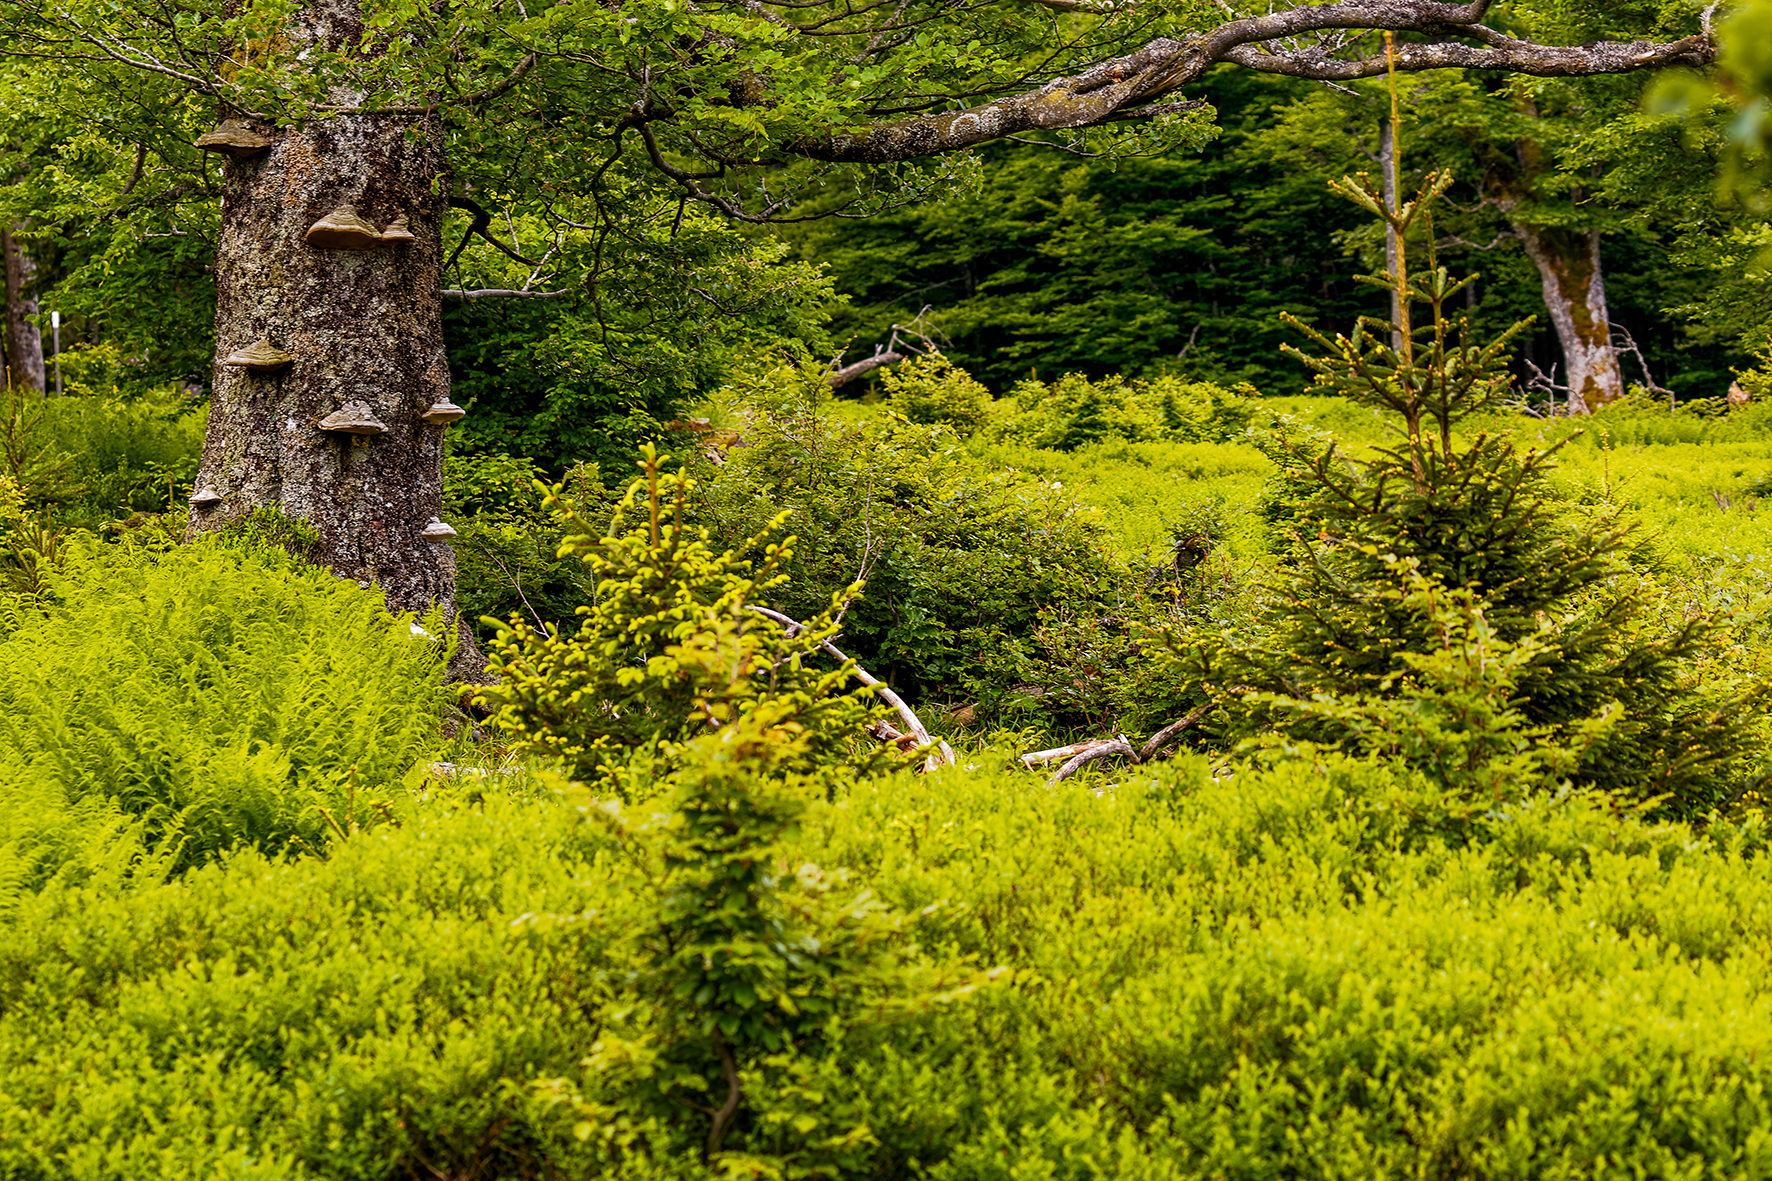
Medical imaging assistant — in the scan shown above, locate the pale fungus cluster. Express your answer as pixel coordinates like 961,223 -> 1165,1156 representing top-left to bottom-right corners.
194,119 -> 271,159
317,401 -> 389,435
420,398 -> 465,424
221,339 -> 293,372
305,204 -> 417,250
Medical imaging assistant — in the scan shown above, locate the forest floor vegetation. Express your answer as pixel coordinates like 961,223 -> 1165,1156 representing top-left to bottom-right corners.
0,341 -> 1770,1176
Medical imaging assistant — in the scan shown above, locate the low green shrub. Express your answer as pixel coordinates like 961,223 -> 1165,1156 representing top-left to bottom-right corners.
985,370 -> 1258,451
1163,170 -> 1772,814
479,447 -> 891,793
882,352 -> 992,436
0,539 -> 450,892
692,379 -> 1133,727
11,751 -> 1772,1178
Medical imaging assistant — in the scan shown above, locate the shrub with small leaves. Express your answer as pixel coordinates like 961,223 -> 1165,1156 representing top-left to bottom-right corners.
477,446 -> 889,794
881,352 -> 991,437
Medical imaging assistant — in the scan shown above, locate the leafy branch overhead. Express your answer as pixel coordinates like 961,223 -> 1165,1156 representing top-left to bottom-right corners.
0,0 -> 1725,226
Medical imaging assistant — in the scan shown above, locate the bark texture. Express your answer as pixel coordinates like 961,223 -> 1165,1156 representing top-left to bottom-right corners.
1513,222 -> 1622,412
1,227 -> 45,393
186,114 -> 478,666
796,5 -> 1715,164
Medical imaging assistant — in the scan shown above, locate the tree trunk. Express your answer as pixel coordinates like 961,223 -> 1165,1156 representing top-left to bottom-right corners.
186,113 -> 482,674
1379,119 -> 1403,355
1510,222 -> 1623,413
1,226 -> 45,393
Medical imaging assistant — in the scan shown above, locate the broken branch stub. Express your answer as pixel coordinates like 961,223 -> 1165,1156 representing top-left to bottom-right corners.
747,604 -> 955,770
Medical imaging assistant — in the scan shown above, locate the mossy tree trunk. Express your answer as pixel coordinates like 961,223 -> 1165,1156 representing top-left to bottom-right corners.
184,110 -> 480,670
1512,221 -> 1624,413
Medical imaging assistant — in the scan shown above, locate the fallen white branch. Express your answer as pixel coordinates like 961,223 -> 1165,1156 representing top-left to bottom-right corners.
1020,738 -> 1115,770
1049,735 -> 1134,787
1024,703 -> 1217,786
748,604 -> 956,771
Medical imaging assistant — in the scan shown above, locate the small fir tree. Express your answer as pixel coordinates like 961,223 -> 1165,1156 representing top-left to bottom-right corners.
1216,42 -> 1767,811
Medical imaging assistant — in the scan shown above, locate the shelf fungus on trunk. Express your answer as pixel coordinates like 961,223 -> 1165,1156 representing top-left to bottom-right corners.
379,214 -> 416,244
195,119 -> 272,159
305,204 -> 383,250
420,397 -> 465,424
221,338 -> 294,372
317,401 -> 389,434
421,517 -> 458,539
188,485 -> 223,507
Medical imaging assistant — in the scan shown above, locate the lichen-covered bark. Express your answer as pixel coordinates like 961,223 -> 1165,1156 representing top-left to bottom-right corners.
186,113 -> 477,667
1514,223 -> 1623,412
1,226 -> 44,393
796,5 -> 1714,165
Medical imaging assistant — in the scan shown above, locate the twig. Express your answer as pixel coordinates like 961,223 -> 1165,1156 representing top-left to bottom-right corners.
706,1030 -> 742,1158
439,287 -> 572,299
1612,324 -> 1675,411
1136,702 -> 1216,761
468,536 -> 550,633
746,604 -> 955,769
1049,734 -> 1134,787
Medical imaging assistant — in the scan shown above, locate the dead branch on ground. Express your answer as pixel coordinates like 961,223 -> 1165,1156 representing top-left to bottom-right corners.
748,604 -> 957,771
1024,702 -> 1217,787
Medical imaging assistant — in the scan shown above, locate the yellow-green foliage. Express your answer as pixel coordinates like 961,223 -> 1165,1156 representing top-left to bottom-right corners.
9,754 -> 1772,1177
479,449 -> 887,792
881,352 -> 992,436
986,371 -> 1257,451
0,539 -> 450,894
975,436 -> 1273,558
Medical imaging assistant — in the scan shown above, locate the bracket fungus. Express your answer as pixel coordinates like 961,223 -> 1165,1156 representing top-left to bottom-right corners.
420,397 -> 466,424
305,204 -> 382,250
421,517 -> 458,539
188,485 -> 223,507
318,401 -> 389,435
195,119 -> 272,158
379,214 -> 416,243
221,338 -> 294,372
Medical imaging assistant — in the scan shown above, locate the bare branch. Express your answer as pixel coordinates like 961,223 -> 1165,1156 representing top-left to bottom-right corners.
1022,702 -> 1214,783
1049,734 -> 1134,786
826,350 -> 903,388
1021,737 -> 1116,769
440,287 -> 572,299
448,194 -> 543,266
1136,702 -> 1216,762
746,604 -> 956,769
796,3 -> 1713,163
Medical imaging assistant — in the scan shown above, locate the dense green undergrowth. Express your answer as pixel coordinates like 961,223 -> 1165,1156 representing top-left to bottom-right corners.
2,331 -> 1772,1178
0,538 -> 449,898
10,753 -> 1772,1178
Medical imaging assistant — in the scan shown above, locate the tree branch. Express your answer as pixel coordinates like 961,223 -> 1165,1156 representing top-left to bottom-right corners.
795,3 -> 1713,163
439,287 -> 572,299
448,194 -> 542,266
826,350 -> 903,387
746,604 -> 956,770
